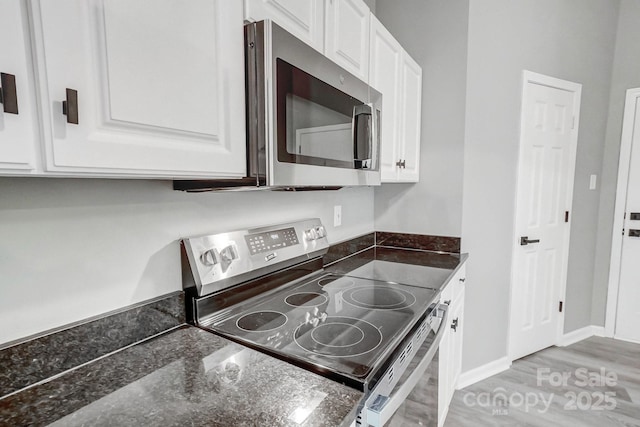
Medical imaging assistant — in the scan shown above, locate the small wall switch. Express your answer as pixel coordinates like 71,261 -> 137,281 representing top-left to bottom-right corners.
334,205 -> 342,227
589,174 -> 597,190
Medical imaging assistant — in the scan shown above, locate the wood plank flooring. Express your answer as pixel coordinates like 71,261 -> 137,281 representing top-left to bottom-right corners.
444,337 -> 640,426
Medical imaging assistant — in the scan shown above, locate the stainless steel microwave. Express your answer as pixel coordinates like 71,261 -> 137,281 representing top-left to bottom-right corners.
175,20 -> 381,191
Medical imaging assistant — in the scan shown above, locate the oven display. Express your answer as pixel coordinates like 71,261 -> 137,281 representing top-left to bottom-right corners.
245,227 -> 299,255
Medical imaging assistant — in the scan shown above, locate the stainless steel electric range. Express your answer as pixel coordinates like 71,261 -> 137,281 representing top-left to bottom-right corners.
181,219 -> 447,426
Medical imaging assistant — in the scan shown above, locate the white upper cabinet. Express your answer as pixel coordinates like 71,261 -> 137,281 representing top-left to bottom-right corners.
0,0 -> 39,174
396,52 -> 422,182
370,15 -> 422,183
370,15 -> 402,182
30,0 -> 246,178
244,0 -> 325,53
325,0 -> 370,82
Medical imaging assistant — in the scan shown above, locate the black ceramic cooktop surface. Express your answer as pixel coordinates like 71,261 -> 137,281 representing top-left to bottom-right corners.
206,273 -> 437,385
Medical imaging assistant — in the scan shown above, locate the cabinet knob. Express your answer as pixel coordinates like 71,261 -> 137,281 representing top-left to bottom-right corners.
395,159 -> 406,169
62,88 -> 79,124
451,317 -> 459,332
444,299 -> 451,306
0,72 -> 19,115
459,277 -> 466,283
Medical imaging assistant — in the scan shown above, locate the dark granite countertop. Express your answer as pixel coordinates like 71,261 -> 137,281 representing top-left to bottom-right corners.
325,246 -> 468,293
0,325 -> 363,427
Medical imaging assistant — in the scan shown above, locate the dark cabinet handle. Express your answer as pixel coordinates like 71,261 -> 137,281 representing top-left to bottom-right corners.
0,73 -> 19,115
459,277 -> 466,283
520,236 -> 540,246
444,299 -> 451,306
396,159 -> 406,168
451,317 -> 459,332
62,88 -> 79,124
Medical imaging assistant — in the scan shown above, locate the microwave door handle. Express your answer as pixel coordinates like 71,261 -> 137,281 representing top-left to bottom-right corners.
353,103 -> 373,169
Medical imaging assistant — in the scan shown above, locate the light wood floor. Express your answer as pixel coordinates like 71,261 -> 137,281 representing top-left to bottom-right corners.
445,337 -> 640,426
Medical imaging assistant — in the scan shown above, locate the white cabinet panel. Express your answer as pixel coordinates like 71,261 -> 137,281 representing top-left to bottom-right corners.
370,14 -> 422,183
370,15 -> 402,182
325,0 -> 370,82
31,0 -> 246,178
0,0 -> 38,173
438,264 -> 466,427
244,0 -> 324,52
397,52 -> 422,182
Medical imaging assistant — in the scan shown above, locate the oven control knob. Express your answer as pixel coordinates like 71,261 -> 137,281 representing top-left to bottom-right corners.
200,249 -> 219,266
305,228 -> 318,241
316,226 -> 326,238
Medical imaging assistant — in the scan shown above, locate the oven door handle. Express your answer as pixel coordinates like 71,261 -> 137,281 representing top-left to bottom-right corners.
364,303 -> 449,427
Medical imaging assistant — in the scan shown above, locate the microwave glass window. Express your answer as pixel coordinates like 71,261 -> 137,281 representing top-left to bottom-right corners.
276,59 -> 366,169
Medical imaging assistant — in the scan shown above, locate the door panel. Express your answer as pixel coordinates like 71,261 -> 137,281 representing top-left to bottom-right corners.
615,97 -> 640,344
244,0 -> 324,52
325,0 -> 370,81
397,52 -> 422,182
32,0 -> 246,177
369,15 -> 402,182
510,78 -> 578,360
0,0 -> 38,172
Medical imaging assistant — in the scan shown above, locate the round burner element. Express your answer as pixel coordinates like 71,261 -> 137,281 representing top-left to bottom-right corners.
236,311 -> 287,332
285,292 -> 328,308
311,322 -> 365,348
343,286 -> 416,310
294,316 -> 382,358
318,276 -> 355,290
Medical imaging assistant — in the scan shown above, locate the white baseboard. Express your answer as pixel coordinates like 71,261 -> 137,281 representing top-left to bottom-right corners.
457,356 -> 511,390
561,325 -> 606,346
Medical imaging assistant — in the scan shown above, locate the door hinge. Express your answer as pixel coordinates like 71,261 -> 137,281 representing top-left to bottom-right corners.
564,211 -> 569,223
559,301 -> 563,313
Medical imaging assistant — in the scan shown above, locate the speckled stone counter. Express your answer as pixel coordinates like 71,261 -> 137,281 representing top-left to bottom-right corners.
0,326 -> 363,427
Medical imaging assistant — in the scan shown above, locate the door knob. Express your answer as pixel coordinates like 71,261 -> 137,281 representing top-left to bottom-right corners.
520,236 -> 540,246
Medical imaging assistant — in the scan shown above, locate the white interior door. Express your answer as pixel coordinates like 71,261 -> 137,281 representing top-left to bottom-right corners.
614,95 -> 640,344
509,72 -> 581,361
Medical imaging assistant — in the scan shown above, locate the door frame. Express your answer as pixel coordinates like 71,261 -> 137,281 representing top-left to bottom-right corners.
605,87 -> 640,338
507,70 -> 582,361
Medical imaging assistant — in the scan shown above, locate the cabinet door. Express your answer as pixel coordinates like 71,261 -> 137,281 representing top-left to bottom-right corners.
31,0 -> 246,178
397,51 -> 422,182
244,0 -> 324,52
451,288 -> 465,391
325,0 -> 370,82
0,0 -> 38,173
370,15 -> 402,183
438,312 -> 453,427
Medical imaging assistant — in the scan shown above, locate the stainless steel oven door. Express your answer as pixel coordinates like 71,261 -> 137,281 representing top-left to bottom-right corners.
247,20 -> 382,188
361,303 -> 448,427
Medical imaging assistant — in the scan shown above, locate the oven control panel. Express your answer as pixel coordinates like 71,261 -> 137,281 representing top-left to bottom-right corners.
245,227 -> 299,255
182,218 -> 329,297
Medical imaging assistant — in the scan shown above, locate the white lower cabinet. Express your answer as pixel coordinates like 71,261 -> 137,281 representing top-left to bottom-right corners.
369,14 -> 422,183
438,264 -> 466,427
30,0 -> 247,178
0,0 -> 39,174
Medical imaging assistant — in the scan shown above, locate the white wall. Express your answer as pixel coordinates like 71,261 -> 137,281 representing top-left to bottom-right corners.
373,0 -> 468,237
0,178 -> 373,345
461,0 -> 619,371
592,0 -> 640,327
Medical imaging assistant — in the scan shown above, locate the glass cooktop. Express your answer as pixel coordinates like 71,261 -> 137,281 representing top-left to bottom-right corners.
205,273 -> 437,387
